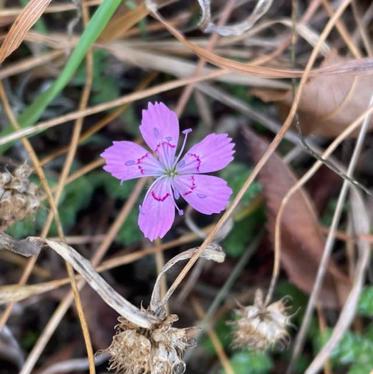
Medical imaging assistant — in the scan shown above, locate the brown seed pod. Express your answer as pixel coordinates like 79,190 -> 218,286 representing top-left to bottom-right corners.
0,164 -> 41,231
231,289 -> 292,351
106,314 -> 197,374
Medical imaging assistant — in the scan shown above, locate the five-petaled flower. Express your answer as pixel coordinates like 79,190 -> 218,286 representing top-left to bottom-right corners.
101,102 -> 235,241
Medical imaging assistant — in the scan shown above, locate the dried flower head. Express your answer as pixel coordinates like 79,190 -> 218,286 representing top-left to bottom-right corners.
0,164 -> 41,231
106,314 -> 197,374
101,101 -> 235,241
231,289 -> 291,351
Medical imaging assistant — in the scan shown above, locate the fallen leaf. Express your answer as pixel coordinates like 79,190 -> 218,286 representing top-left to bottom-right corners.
0,0 -> 52,63
251,53 -> 373,137
244,128 -> 351,308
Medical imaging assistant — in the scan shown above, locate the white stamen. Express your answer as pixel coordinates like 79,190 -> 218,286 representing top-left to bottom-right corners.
173,128 -> 192,169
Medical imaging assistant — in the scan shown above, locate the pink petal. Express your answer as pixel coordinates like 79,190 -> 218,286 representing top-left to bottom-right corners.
101,141 -> 162,181
138,178 -> 175,241
173,174 -> 232,215
140,102 -> 179,169
177,133 -> 234,174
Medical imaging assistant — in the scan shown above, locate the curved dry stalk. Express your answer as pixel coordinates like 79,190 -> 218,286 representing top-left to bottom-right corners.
158,0 -> 354,311
45,239 -> 157,328
197,0 -> 273,36
146,1 -> 370,79
304,190 -> 371,374
175,0 -> 236,115
150,244 -> 225,314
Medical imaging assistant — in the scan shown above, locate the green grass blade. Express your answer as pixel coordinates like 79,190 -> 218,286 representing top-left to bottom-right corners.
0,0 -> 122,153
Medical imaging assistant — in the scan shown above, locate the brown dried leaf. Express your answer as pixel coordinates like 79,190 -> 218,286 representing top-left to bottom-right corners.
252,54 -> 373,137
0,0 -> 52,63
244,128 -> 351,307
0,278 -> 68,305
99,3 -> 149,42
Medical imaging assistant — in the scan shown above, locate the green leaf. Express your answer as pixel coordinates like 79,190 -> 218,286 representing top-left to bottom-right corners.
74,50 -> 120,104
202,319 -> 233,355
223,212 -> 264,257
357,286 -> 373,316
220,163 -> 263,257
89,171 -> 136,200
313,327 -> 373,371
224,351 -> 272,374
116,208 -> 142,246
349,361 -> 373,374
0,0 -> 123,153
220,163 -> 261,208
88,171 -> 142,245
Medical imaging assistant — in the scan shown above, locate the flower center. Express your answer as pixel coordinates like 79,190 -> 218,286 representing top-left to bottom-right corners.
164,167 -> 178,177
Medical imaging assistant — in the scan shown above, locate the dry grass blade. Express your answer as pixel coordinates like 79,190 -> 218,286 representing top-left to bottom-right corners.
305,190 -> 371,374
146,3 -> 373,79
104,44 -> 289,89
198,0 -> 273,36
0,0 -> 52,63
99,2 -> 148,42
0,279 -> 69,305
0,233 -> 42,257
0,50 -> 63,80
0,70 -> 231,147
244,128 -> 350,307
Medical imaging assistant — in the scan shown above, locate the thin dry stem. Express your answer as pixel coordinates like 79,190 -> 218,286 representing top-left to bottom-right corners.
154,239 -> 168,314
0,81 -> 95,373
0,70 -> 230,147
286,94 -> 373,372
191,298 -> 235,374
305,190 -> 371,374
321,0 -> 362,58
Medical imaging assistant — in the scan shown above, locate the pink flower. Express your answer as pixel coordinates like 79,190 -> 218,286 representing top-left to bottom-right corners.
101,102 -> 235,241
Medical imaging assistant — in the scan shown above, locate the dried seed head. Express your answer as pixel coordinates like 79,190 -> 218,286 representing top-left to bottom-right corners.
0,164 -> 41,231
106,314 -> 197,374
231,289 -> 291,351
